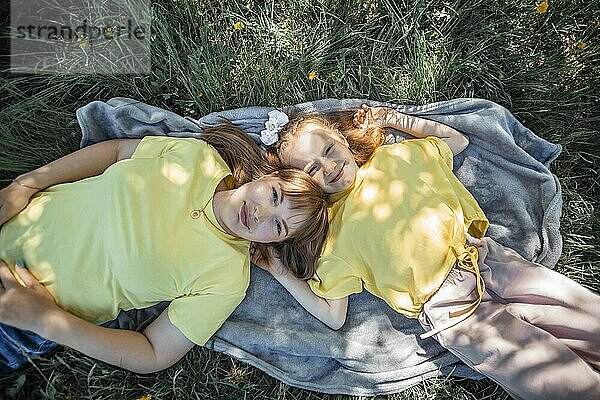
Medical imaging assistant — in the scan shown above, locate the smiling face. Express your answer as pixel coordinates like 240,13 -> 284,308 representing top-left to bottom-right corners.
279,124 -> 358,194
215,174 -> 309,243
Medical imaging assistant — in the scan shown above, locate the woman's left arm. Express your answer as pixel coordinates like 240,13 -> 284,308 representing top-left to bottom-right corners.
355,105 -> 469,156
268,265 -> 349,330
251,248 -> 348,330
0,261 -> 194,374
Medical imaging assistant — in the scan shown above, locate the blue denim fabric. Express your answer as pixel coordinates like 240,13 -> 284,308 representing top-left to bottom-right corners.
0,301 -> 168,374
0,323 -> 59,374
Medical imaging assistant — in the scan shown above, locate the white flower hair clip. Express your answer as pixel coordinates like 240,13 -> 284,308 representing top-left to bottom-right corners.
260,109 -> 289,146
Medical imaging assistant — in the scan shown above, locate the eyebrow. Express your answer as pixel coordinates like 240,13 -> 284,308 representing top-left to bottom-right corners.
279,184 -> 289,237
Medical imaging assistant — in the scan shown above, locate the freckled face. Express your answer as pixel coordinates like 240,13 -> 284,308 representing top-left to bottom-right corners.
280,126 -> 358,194
218,175 -> 306,243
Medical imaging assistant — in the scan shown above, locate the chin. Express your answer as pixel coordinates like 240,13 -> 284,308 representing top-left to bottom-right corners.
238,234 -> 252,241
339,179 -> 353,191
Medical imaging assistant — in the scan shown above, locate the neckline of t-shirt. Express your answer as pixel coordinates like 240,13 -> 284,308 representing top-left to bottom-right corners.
198,173 -> 243,242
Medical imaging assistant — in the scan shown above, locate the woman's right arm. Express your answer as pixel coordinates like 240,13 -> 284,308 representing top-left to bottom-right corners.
0,139 -> 141,226
254,253 -> 348,330
0,261 -> 194,374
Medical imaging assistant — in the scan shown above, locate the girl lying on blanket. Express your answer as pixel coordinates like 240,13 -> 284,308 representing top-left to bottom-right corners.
0,124 -> 329,374
255,105 -> 600,399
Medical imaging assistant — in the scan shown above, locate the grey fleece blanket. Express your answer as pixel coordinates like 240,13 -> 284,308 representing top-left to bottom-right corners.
77,97 -> 562,395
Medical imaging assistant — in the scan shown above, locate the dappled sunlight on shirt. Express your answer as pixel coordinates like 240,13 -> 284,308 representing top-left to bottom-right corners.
19,195 -> 50,223
310,137 -> 489,318
389,143 -> 413,162
373,203 -> 392,221
0,136 -> 249,346
161,161 -> 190,185
388,179 -> 405,198
122,170 -> 148,191
200,158 -> 221,180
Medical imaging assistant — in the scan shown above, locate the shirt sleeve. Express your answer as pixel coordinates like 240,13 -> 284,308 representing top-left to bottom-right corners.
424,136 -> 454,169
132,136 -> 177,158
132,136 -> 231,186
132,136 -> 211,161
308,254 -> 363,299
167,291 -> 245,345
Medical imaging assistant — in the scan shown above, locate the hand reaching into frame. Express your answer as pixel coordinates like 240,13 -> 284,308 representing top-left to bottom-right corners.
0,260 -> 58,334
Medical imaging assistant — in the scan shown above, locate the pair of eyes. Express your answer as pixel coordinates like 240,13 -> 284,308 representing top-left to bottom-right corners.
306,143 -> 335,176
272,186 -> 284,236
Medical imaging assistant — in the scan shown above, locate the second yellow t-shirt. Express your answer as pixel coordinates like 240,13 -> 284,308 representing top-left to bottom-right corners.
309,137 -> 489,317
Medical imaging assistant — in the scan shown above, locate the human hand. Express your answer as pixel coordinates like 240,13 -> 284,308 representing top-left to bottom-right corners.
0,260 -> 58,334
250,243 -> 285,276
466,234 -> 483,248
0,181 -> 37,227
353,105 -> 392,129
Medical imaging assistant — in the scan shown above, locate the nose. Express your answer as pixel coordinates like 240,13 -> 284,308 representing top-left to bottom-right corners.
253,202 -> 275,224
322,158 -> 336,176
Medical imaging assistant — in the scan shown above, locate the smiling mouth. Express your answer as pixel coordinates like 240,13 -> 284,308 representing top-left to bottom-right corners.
240,201 -> 250,229
329,161 -> 346,184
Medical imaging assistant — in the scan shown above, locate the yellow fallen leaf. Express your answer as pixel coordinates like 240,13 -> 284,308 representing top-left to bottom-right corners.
536,1 -> 548,14
576,41 -> 586,49
137,395 -> 151,400
233,21 -> 245,30
308,70 -> 317,80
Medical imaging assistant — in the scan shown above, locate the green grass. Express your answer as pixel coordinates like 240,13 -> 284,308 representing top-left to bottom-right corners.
1,0 -> 599,398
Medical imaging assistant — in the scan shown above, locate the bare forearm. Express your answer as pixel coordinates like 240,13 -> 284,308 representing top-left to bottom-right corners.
272,270 -> 347,330
381,109 -> 469,155
41,309 -> 160,374
0,260 -> 190,373
15,139 -> 135,191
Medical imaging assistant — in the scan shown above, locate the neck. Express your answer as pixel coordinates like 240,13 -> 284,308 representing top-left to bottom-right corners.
212,189 -> 237,236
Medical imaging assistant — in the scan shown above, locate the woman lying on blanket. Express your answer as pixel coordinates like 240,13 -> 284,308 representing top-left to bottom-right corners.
255,105 -> 600,399
0,124 -> 329,374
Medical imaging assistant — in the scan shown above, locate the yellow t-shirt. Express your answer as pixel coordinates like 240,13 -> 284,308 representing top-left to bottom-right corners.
309,137 -> 489,318
0,136 -> 250,345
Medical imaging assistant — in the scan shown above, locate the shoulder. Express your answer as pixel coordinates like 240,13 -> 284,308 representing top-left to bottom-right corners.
378,137 -> 449,154
132,136 -> 215,159
374,138 -> 453,168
